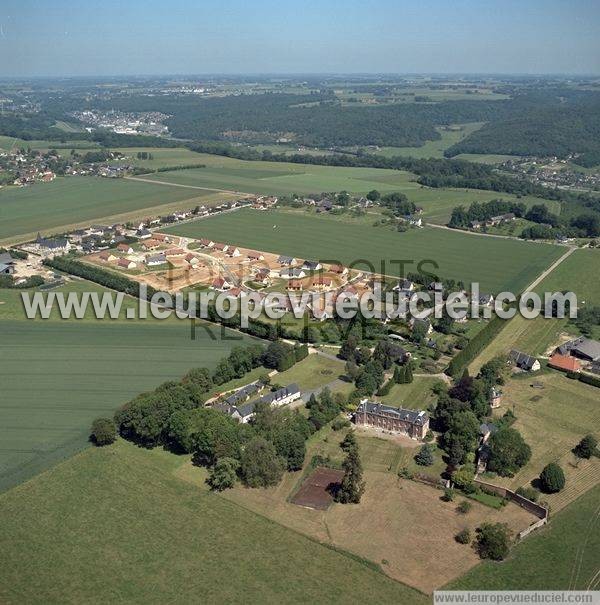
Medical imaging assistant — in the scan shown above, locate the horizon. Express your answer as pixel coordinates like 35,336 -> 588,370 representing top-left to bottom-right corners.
2,0 -> 600,77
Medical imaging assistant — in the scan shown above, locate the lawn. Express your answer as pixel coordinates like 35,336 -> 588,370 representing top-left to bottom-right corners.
378,376 -> 442,409
163,208 -> 563,294
487,373 -> 600,511
275,353 -> 348,391
448,484 -> 600,591
0,176 -> 228,244
0,280 -> 259,492
0,440 -> 423,605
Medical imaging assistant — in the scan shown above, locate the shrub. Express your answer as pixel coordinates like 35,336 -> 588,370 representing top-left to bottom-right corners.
414,444 -> 434,466
90,417 -> 117,446
442,487 -> 456,502
539,463 -> 566,493
516,486 -> 539,502
455,528 -> 471,544
457,500 -> 472,514
332,418 -> 351,431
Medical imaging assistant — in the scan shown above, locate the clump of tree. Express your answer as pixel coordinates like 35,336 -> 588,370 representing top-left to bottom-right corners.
240,437 -> 287,488
207,457 -> 239,491
448,199 -> 526,229
486,428 -> 531,477
539,463 -> 565,493
90,417 -> 117,446
455,528 -> 471,544
476,523 -> 511,561
306,387 -> 342,430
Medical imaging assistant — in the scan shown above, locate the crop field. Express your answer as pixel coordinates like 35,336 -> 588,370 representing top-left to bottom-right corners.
163,208 -> 563,294
0,176 -> 231,244
448,484 -> 600,591
0,440 -> 423,605
0,282 -> 257,492
141,152 -> 560,224
485,373 -> 600,508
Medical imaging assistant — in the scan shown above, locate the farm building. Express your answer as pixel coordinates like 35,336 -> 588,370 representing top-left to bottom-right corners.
548,354 -> 581,373
354,400 -> 429,440
509,350 -> 541,372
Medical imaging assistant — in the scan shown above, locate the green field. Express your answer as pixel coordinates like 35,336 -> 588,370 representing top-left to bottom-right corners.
163,208 -> 563,293
0,176 -> 224,243
0,439 -> 426,604
0,281 -> 258,492
448,484 -> 600,591
141,152 -> 560,224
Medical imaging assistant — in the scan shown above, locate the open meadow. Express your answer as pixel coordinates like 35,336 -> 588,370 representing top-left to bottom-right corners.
447,484 -> 600,591
0,176 -> 235,244
0,280 -> 258,492
163,208 -> 563,294
0,439 -> 425,605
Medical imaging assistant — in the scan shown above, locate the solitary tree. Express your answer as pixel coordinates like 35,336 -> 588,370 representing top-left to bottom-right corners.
574,434 -> 598,460
539,463 -> 565,493
415,444 -> 434,466
335,440 -> 365,504
207,457 -> 239,491
90,417 -> 117,446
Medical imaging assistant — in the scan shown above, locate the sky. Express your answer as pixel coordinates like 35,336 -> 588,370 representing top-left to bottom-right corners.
1,0 -> 600,77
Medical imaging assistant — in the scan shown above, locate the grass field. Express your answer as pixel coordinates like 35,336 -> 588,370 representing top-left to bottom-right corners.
486,373 -> 600,510
0,176 -> 230,244
141,152 -> 560,224
0,439 -> 424,605
378,376 -> 442,409
469,248 -> 600,371
275,353 -> 349,391
448,484 -> 600,591
0,278 -> 258,492
163,208 -> 563,294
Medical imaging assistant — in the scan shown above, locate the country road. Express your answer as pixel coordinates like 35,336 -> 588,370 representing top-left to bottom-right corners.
125,175 -> 251,196
524,245 -> 576,291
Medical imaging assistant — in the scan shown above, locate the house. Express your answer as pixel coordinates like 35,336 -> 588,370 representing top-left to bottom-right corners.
316,199 -> 333,212
311,275 -> 333,289
145,253 -> 167,266
354,400 -> 429,440
199,238 -> 214,248
0,253 -> 16,275
117,258 -> 137,270
308,299 -> 335,321
277,255 -> 296,266
393,279 -> 415,292
302,260 -> 322,271
490,387 -> 503,408
473,293 -> 495,307
142,239 -> 161,250
227,247 -> 242,257
34,234 -> 71,255
221,382 -> 265,407
509,349 -> 541,372
288,279 -> 304,291
402,214 -> 422,227
247,250 -> 264,261
428,281 -> 444,292
280,267 -> 306,279
164,247 -> 186,257
212,242 -> 229,253
253,268 -> 271,285
489,213 -> 516,226
135,228 -> 152,239
224,287 -> 244,299
185,253 -> 200,266
212,276 -> 233,291
470,220 -> 483,229
117,243 -> 134,254
258,384 -> 301,407
549,354 -> 581,373
98,251 -> 117,262
329,264 -> 348,276
152,233 -> 168,242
